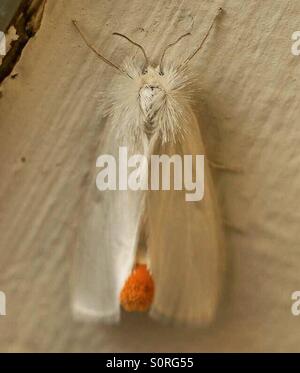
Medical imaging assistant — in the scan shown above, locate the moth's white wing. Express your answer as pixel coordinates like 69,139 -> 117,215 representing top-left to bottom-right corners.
148,111 -> 226,326
72,129 -> 145,323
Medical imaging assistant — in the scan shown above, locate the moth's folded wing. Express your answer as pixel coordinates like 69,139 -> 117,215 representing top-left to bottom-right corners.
149,114 -> 226,326
71,136 -> 144,323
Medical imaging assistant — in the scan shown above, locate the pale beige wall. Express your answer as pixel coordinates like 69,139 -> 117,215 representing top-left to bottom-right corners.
0,0 -> 300,352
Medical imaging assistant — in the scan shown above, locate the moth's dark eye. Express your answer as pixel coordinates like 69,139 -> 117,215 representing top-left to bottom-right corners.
159,71 -> 164,76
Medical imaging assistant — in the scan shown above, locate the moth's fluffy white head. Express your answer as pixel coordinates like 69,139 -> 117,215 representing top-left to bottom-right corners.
103,58 -> 195,147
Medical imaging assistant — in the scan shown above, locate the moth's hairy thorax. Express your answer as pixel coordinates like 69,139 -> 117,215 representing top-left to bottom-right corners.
139,67 -> 166,140
106,59 -> 194,146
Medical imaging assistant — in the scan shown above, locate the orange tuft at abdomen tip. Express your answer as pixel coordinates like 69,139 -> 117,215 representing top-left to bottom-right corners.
120,264 -> 154,312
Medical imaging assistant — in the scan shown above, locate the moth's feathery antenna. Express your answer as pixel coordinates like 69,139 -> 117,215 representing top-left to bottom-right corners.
159,33 -> 191,73
178,7 -> 223,70
72,20 -> 132,79
112,32 -> 149,69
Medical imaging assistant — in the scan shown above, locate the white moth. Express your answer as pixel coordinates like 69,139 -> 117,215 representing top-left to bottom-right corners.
71,8 -> 226,326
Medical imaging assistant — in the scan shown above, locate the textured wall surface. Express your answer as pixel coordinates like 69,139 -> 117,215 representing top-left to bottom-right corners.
0,0 -> 300,352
